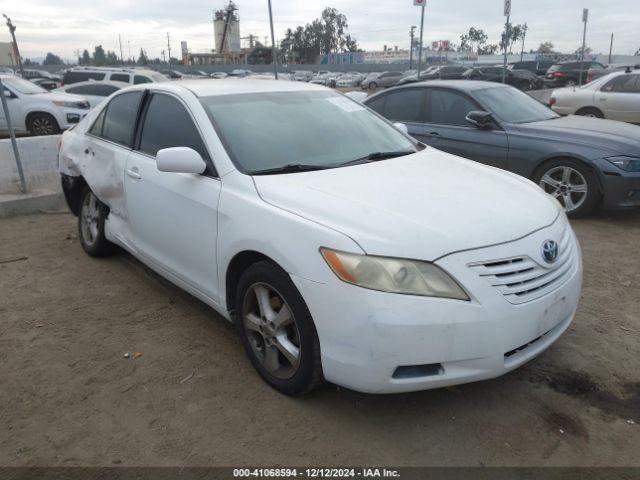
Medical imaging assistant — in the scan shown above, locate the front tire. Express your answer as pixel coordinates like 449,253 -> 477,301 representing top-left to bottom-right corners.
534,159 -> 599,217
78,186 -> 117,257
368,81 -> 378,90
235,261 -> 323,395
27,113 -> 60,136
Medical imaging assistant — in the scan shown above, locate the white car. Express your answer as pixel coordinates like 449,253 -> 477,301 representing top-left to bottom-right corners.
54,80 -> 128,108
59,80 -> 582,395
1,74 -> 90,136
550,70 -> 640,123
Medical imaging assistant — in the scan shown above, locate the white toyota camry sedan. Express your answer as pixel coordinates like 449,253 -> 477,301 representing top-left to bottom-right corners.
59,80 -> 582,395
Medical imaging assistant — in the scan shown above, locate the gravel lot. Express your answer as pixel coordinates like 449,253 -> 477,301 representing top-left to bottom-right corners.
0,210 -> 639,467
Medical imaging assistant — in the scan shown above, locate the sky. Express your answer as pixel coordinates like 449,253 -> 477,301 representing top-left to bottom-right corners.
2,0 -> 639,62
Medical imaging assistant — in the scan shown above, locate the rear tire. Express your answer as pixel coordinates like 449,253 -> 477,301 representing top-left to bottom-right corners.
27,113 -> 60,136
534,159 -> 600,218
575,107 -> 604,119
78,186 -> 117,257
235,261 -> 323,395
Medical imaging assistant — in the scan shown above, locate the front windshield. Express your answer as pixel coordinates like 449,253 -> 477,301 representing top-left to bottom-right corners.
3,77 -> 47,94
474,87 -> 559,124
200,91 -> 417,174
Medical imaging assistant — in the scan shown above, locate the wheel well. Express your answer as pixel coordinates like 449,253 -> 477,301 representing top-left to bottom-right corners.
575,106 -> 603,116
225,251 -> 277,320
532,156 -> 603,195
26,111 -> 59,128
60,174 -> 88,216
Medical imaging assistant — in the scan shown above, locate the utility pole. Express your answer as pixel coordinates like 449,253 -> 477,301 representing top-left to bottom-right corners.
127,40 -> 131,63
267,0 -> 278,79
409,26 -> 416,70
161,50 -> 166,63
118,35 -> 124,65
608,33 -> 614,64
502,0 -> 511,83
166,32 -> 172,68
520,22 -> 528,62
0,77 -> 26,193
3,14 -> 24,76
579,8 -> 588,86
416,0 -> 426,80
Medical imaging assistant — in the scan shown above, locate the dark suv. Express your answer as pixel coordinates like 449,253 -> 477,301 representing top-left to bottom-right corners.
509,60 -> 554,76
545,61 -> 605,87
462,66 -> 543,90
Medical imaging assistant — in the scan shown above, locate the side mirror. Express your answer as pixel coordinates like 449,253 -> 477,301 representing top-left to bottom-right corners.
3,88 -> 16,99
465,111 -> 493,129
393,122 -> 409,134
156,147 -> 206,174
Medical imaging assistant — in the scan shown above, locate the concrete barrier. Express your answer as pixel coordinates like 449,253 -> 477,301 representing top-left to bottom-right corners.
0,135 -> 61,195
0,135 -> 66,217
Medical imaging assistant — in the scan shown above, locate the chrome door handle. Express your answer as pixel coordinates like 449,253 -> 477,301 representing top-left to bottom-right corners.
126,168 -> 142,180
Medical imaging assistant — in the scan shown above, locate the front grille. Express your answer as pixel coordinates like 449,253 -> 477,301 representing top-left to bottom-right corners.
469,226 -> 576,304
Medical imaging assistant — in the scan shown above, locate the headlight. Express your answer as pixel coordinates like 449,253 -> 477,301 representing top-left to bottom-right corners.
320,248 -> 469,300
52,100 -> 90,109
606,156 -> 640,172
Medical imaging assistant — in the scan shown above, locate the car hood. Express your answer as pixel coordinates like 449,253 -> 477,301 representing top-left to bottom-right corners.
34,91 -> 88,104
253,149 -> 560,261
513,116 -> 640,156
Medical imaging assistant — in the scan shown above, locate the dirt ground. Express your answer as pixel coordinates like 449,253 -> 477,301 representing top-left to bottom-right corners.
0,210 -> 638,467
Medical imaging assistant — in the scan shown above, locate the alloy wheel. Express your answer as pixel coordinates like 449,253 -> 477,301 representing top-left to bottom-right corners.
539,166 -> 588,213
80,191 -> 100,247
31,116 -> 56,135
242,283 -> 301,379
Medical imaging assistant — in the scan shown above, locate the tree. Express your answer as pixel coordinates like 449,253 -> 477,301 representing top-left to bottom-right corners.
92,45 -> 106,66
43,52 -> 63,65
79,49 -> 91,65
23,58 -> 39,66
137,48 -> 149,66
536,41 -> 555,54
635,47 -> 640,56
459,27 -> 497,55
105,50 -> 119,66
500,23 -> 526,53
279,7 -> 359,64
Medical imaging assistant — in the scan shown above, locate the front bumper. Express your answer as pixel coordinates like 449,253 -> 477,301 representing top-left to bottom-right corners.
293,215 -> 582,394
596,160 -> 640,210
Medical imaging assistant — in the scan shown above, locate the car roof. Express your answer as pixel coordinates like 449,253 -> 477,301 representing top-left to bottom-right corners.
117,79 -> 329,97
59,80 -> 130,89
395,79 -> 510,92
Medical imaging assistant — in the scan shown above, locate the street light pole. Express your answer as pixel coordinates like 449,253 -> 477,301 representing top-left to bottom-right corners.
0,77 -> 27,193
267,0 -> 278,79
579,8 -> 588,87
502,14 -> 510,83
417,2 -> 425,79
409,26 -> 416,70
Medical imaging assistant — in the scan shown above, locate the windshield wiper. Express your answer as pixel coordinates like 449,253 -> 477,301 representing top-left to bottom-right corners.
340,150 -> 415,167
251,163 -> 334,175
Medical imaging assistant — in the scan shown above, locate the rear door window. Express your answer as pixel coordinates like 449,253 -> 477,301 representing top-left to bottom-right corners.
381,89 -> 425,122
100,91 -> 143,147
602,75 -> 640,93
110,73 -> 130,83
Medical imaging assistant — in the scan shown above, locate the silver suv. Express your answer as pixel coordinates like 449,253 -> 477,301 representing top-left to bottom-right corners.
61,67 -> 168,86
